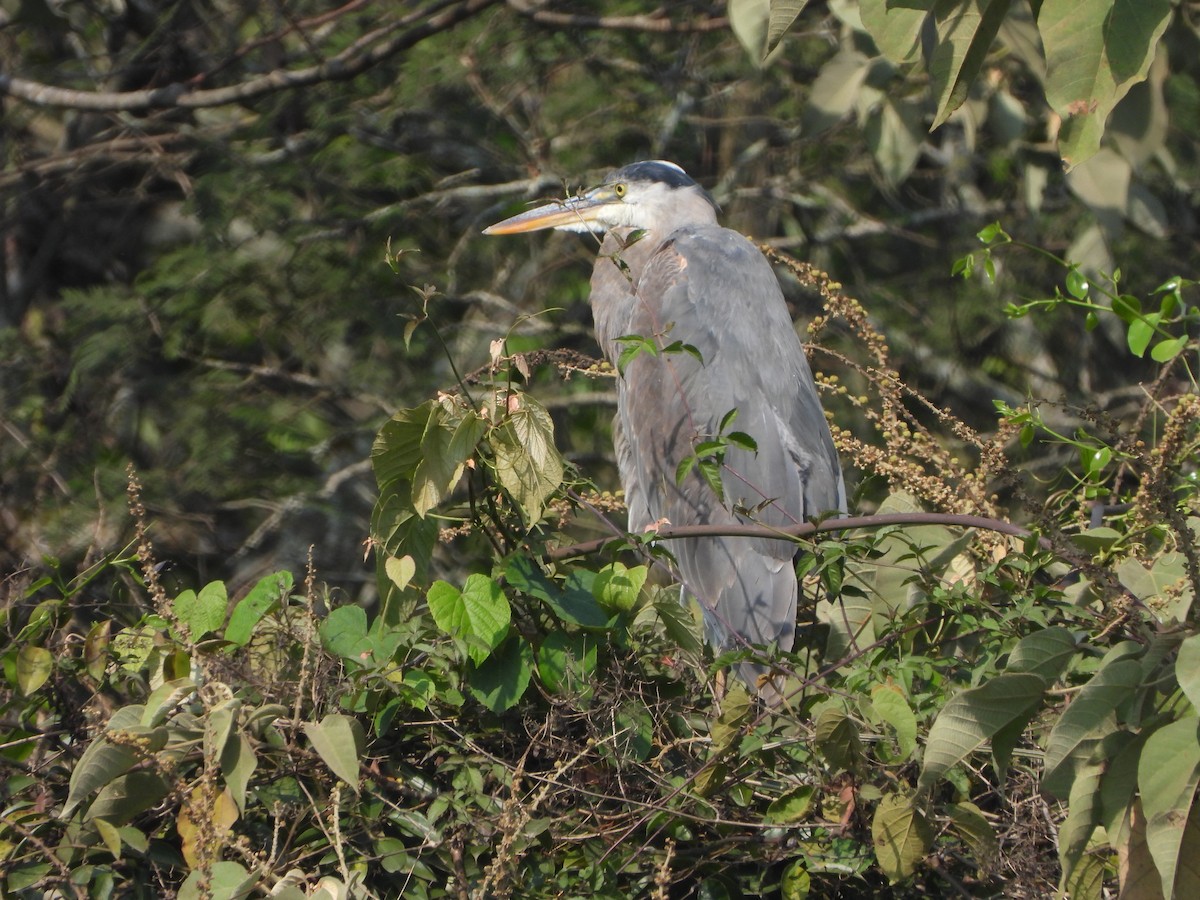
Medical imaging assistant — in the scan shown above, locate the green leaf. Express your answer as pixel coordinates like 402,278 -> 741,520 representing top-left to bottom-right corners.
221,734 -> 257,816
1042,659 -> 1143,798
536,631 -> 598,697
93,817 -> 123,858
373,402 -> 437,489
141,677 -> 197,727
1150,335 -> 1188,363
225,571 -> 292,646
427,575 -> 511,665
174,580 -> 228,639
765,786 -> 816,824
64,707 -> 165,818
866,97 -> 925,186
16,645 -> 53,695
468,636 -> 535,713
780,858 -> 811,900
947,801 -> 997,866
505,557 -> 609,627
1065,268 -> 1090,299
1139,717 -> 1200,898
85,770 -> 172,826
710,682 -> 752,755
178,861 -> 256,900
872,792 -> 933,882
813,704 -> 861,772
928,0 -> 1013,130
1006,627 -> 1078,682
591,562 -> 647,613
304,714 -> 364,791
319,605 -> 369,662
1127,316 -> 1156,357
492,394 -> 564,523
917,673 -> 1046,796
411,405 -> 459,516
1040,0 -> 1173,167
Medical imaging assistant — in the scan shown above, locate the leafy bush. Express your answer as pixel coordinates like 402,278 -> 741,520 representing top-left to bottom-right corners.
5,229 -> 1197,898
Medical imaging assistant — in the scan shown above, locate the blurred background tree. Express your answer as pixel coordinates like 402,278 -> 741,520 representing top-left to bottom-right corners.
1,0 -> 1196,598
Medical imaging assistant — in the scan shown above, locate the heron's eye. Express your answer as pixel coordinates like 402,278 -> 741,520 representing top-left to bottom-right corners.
614,183 -> 627,198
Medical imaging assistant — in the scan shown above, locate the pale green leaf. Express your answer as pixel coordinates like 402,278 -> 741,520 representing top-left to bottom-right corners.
1059,760 -> 1105,885
871,683 -> 918,759
928,0 -> 1013,130
766,0 -> 810,53
221,734 -> 257,815
492,394 -> 564,523
1178,635 -> 1200,711
411,404 -> 461,516
1006,627 -> 1078,682
1043,658 -> 1143,798
860,0 -> 928,64
802,49 -> 871,136
710,681 -> 752,756
1139,716 -> 1200,898
16,645 -> 53,695
303,714 -> 364,791
85,771 -> 171,826
814,704 -> 862,772
384,555 -> 416,592
591,562 -> 647,613
141,677 -> 197,727
866,96 -> 925,186
780,858 -> 811,900
1040,0 -> 1173,167
178,861 -> 256,900
917,673 -> 1046,795
729,0 -> 770,65
64,706 -> 151,817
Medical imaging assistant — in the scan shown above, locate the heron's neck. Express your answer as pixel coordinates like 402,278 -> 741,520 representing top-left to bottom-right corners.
589,228 -> 665,364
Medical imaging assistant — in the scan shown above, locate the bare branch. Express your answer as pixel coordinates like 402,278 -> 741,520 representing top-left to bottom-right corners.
506,1 -> 728,33
0,0 -> 501,112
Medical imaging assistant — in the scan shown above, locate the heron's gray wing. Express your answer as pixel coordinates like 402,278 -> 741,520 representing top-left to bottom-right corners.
615,225 -> 843,654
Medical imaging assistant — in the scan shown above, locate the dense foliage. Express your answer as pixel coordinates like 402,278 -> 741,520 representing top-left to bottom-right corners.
3,2 -> 1200,898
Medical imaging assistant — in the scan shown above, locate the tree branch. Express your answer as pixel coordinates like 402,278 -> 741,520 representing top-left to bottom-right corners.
506,1 -> 728,32
0,0 -> 501,111
545,511 -> 1055,561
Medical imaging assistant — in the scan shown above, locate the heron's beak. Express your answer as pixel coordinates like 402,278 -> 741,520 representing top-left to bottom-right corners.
483,187 -> 619,235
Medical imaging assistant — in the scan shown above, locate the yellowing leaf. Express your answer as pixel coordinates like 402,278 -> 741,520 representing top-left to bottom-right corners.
872,792 -> 933,882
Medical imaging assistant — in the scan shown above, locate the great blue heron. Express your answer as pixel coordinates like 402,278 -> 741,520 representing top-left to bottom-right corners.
485,161 -> 845,697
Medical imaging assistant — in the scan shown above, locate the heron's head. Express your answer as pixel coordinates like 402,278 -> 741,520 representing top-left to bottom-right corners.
483,161 -> 718,237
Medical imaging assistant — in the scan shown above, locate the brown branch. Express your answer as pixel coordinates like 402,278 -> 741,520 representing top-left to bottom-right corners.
0,0 -> 501,111
506,1 -> 728,32
545,511 -> 1056,561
